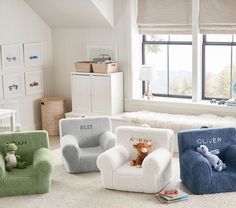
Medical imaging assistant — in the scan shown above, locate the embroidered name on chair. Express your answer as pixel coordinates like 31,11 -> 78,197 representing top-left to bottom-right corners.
6,140 -> 28,146
130,137 -> 151,143
80,124 -> 92,130
196,137 -> 222,145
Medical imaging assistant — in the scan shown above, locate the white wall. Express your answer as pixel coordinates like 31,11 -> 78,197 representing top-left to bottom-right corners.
53,28 -> 113,107
91,0 -> 114,26
53,0 -> 132,110
0,0 -> 53,130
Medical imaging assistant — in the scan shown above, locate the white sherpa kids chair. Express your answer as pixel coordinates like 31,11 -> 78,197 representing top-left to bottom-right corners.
97,126 -> 174,193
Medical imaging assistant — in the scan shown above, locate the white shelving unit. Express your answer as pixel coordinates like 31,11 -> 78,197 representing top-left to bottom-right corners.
70,72 -> 123,116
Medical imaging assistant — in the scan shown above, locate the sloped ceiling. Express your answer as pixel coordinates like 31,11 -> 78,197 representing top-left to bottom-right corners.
24,0 -> 114,28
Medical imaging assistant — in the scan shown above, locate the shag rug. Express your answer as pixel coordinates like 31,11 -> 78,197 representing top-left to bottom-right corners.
122,111 -> 236,133
1,148 -> 236,208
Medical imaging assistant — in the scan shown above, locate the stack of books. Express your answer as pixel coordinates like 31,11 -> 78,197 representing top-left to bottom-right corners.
156,189 -> 189,204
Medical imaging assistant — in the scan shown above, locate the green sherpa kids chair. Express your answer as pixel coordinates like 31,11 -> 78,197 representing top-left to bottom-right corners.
0,131 -> 53,196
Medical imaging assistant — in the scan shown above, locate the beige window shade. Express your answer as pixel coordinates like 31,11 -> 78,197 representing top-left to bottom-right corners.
137,0 -> 192,34
200,0 -> 236,34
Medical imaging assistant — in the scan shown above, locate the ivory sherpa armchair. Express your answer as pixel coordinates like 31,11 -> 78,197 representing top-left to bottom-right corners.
178,127 -> 236,194
97,126 -> 174,193
0,131 -> 52,197
59,117 -> 115,173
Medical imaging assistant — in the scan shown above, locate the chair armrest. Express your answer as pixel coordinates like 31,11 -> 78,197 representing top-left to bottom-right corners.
33,148 -> 53,174
60,135 -> 80,173
181,149 -> 212,175
60,135 -> 80,157
142,148 -> 172,193
99,131 -> 116,151
225,145 -> 236,166
143,148 -> 171,174
0,153 -> 5,178
180,149 -> 212,194
97,145 -> 129,171
60,135 -> 79,149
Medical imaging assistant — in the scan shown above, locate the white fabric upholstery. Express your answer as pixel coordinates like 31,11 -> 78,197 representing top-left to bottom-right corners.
97,126 -> 174,193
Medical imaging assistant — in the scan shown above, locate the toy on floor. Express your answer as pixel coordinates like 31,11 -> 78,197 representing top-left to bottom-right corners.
197,145 -> 226,172
130,140 -> 152,168
4,143 -> 27,171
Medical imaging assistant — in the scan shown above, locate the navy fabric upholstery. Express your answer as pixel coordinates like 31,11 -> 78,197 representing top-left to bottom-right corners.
178,127 -> 236,194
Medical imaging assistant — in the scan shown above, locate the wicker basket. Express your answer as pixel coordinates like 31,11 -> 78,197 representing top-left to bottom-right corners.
40,97 -> 66,136
92,62 -> 118,74
74,61 -> 93,73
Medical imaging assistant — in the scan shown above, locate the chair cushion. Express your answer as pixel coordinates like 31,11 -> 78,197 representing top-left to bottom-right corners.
5,165 -> 34,178
79,146 -> 104,173
212,166 -> 236,193
80,146 -> 104,158
113,162 -> 144,192
4,165 -> 36,196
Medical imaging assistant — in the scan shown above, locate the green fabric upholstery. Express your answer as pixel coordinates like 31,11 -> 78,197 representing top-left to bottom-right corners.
0,131 -> 53,197
0,154 -> 5,196
33,148 -> 53,193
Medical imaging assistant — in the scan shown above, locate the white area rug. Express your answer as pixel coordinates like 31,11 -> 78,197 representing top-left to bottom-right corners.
1,148 -> 236,208
122,111 -> 236,133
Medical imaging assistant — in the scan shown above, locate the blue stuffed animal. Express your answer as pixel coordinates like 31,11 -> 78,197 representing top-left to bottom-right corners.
197,145 -> 226,172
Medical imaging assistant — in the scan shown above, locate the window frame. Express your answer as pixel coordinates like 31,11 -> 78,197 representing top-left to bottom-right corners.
202,35 -> 236,100
142,35 -> 192,99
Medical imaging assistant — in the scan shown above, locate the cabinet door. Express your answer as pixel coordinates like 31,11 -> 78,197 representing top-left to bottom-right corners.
91,76 -> 111,114
71,74 -> 91,112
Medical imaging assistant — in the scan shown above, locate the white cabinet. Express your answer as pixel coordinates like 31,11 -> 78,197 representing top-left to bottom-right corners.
71,72 -> 123,115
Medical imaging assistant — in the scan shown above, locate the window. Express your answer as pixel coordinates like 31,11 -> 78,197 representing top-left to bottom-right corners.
142,35 -> 192,98
202,35 -> 236,100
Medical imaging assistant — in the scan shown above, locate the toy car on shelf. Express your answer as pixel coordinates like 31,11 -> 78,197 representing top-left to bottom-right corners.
30,81 -> 39,87
29,55 -> 38,60
8,84 -> 18,91
6,56 -> 16,62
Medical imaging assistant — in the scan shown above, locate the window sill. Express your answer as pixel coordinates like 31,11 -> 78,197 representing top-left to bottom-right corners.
125,97 -> 236,117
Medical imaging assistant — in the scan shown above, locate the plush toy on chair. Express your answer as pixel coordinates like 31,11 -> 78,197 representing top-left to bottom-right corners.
130,141 -> 152,168
178,127 -> 236,194
197,145 -> 226,172
0,131 -> 52,197
4,143 -> 27,171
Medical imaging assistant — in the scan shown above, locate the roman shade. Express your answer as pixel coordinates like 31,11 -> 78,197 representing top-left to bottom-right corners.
199,0 -> 236,34
137,0 -> 192,34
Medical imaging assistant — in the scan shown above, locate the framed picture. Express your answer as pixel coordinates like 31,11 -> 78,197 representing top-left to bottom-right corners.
1,44 -> 22,69
24,43 -> 42,67
25,70 -> 43,95
0,76 -> 3,100
3,73 -> 24,99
